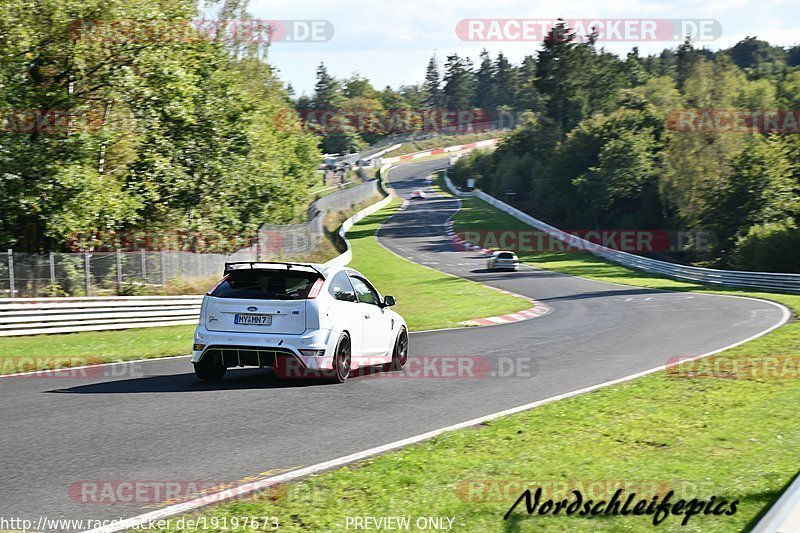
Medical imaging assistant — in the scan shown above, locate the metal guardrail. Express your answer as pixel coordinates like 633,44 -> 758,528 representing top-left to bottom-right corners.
444,173 -> 800,294
0,296 -> 203,336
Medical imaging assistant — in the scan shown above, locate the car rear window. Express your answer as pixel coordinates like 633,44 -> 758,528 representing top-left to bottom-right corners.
498,252 -> 515,259
210,270 -> 321,300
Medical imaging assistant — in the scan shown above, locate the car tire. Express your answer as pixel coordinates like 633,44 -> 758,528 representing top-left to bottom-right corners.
331,333 -> 352,383
384,328 -> 408,372
194,354 -> 226,382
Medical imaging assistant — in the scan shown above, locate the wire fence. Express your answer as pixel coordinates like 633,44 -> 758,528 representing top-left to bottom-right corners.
1,179 -> 382,298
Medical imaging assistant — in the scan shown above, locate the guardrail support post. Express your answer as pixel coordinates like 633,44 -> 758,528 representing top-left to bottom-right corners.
116,251 -> 122,293
49,252 -> 56,287
8,249 -> 15,298
84,252 -> 91,296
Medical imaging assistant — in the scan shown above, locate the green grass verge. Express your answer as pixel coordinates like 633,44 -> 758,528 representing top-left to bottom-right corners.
0,325 -> 196,374
346,198 -> 529,331
157,194 -> 798,532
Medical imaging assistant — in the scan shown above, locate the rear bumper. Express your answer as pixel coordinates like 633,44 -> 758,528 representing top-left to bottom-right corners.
191,325 -> 336,371
489,263 -> 519,270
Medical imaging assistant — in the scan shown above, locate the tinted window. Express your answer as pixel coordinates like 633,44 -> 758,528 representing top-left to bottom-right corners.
328,271 -> 357,302
350,276 -> 380,305
498,252 -> 514,259
210,270 -> 320,300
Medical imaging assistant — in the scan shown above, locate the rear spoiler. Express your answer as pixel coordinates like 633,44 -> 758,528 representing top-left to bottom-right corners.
223,262 -> 325,277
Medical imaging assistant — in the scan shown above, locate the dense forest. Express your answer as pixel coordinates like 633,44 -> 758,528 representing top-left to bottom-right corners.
301,30 -> 800,272
0,0 -> 320,253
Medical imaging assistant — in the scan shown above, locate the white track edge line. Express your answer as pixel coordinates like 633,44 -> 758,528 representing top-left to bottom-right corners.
82,300 -> 790,533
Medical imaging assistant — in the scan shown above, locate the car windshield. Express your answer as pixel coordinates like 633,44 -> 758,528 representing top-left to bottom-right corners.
498,252 -> 515,259
210,270 -> 321,300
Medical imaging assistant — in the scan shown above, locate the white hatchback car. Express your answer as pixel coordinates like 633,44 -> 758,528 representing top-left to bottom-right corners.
487,250 -> 520,271
192,262 -> 409,383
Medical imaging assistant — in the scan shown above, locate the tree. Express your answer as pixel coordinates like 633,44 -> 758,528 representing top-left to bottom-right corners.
729,37 -> 786,70
473,49 -> 494,109
343,74 -> 380,100
442,53 -> 474,111
424,54 -> 443,108
514,55 -> 543,113
491,52 -> 516,109
312,62 -> 344,110
0,0 -> 320,253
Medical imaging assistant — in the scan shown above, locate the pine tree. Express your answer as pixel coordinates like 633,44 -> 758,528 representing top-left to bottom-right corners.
474,49 -> 494,110
424,54 -> 444,108
313,62 -> 344,110
443,53 -> 474,111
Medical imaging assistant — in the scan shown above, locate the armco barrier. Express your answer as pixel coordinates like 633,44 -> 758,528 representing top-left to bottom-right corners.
443,173 -> 800,294
0,296 -> 202,336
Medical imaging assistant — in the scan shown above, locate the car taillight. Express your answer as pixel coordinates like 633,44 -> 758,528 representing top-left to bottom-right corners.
307,277 -> 324,298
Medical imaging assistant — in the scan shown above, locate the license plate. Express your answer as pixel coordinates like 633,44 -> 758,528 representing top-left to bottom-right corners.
234,314 -> 272,326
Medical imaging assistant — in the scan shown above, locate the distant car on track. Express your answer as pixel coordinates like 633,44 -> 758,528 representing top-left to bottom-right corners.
410,189 -> 427,199
487,251 -> 519,271
192,262 -> 408,383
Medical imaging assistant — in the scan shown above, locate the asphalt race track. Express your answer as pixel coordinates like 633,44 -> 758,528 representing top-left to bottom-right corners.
0,159 -> 787,531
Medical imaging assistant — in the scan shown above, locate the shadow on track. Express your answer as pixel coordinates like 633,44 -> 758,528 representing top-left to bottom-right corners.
46,368 -> 326,394
46,365 -> 403,394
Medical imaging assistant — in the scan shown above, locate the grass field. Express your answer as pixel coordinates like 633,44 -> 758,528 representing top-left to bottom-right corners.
158,194 -> 799,532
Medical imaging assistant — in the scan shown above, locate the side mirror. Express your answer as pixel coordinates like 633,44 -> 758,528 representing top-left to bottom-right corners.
383,295 -> 396,307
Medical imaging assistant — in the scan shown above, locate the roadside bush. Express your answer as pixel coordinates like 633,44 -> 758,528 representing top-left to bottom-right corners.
731,219 -> 800,273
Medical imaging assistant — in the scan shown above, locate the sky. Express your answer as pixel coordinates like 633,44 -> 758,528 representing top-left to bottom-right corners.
246,0 -> 800,95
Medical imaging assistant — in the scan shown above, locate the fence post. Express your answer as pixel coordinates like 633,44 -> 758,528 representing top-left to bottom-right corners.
7,249 -> 15,298
49,252 -> 56,287
141,249 -> 147,282
84,252 -> 91,296
116,251 -> 122,293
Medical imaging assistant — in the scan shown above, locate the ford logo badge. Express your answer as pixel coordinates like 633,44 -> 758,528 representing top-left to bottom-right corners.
247,306 -> 257,312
